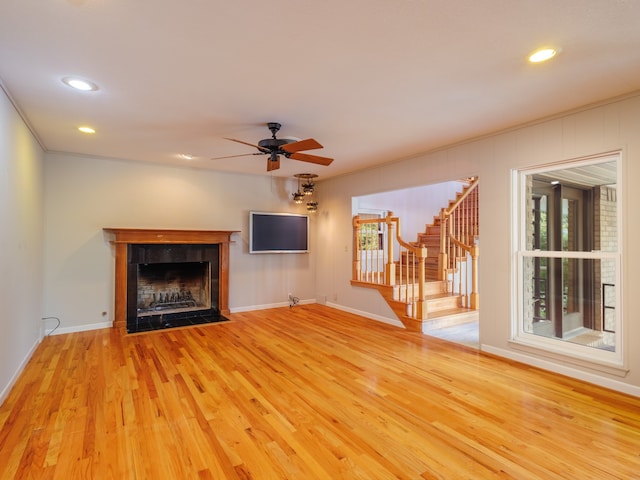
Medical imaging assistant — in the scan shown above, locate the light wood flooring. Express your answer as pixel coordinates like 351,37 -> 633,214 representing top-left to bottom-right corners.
1,304 -> 639,479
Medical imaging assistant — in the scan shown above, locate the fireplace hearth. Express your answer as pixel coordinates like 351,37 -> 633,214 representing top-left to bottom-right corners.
104,228 -> 237,333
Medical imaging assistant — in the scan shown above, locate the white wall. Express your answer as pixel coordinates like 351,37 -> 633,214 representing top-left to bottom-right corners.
318,93 -> 640,395
355,181 -> 466,239
0,86 -> 44,404
43,153 -> 317,331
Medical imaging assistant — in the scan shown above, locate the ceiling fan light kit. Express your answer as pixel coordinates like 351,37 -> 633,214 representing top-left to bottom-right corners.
212,122 -> 334,172
292,173 -> 319,211
302,181 -> 315,195
292,191 -> 305,204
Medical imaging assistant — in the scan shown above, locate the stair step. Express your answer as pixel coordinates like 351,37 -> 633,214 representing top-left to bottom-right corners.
400,251 -> 439,263
415,238 -> 439,248
394,280 -> 448,297
394,291 -> 462,312
425,307 -> 478,324
425,293 -> 462,311
372,258 -> 439,270
416,232 -> 439,241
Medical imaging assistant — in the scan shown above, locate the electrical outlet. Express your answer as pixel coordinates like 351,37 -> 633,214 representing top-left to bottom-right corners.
288,292 -> 299,308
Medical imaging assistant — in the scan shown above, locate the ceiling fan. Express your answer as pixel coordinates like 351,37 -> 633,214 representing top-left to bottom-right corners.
212,122 -> 334,172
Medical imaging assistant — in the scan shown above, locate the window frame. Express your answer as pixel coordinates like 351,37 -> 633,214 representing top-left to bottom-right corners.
511,152 -> 624,369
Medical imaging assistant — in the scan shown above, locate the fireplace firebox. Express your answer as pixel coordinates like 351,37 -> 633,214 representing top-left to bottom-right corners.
127,244 -> 221,333
104,229 -> 237,333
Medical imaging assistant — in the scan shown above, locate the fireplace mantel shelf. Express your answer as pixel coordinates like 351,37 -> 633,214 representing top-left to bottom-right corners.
104,228 -> 239,245
104,228 -> 238,330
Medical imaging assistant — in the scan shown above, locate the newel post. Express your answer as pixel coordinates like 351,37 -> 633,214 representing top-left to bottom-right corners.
414,245 -> 428,320
438,209 -> 448,282
470,243 -> 480,310
353,215 -> 362,281
385,212 -> 396,285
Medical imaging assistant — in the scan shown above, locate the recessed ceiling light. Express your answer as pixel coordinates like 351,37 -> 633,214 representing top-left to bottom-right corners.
78,126 -> 96,134
179,153 -> 195,160
62,76 -> 99,91
528,48 -> 557,63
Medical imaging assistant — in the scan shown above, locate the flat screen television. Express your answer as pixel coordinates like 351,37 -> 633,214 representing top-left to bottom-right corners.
249,212 -> 309,254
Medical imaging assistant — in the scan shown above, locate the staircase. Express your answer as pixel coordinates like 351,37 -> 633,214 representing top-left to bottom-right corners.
352,179 -> 479,332
385,281 -> 475,330
406,221 -> 441,281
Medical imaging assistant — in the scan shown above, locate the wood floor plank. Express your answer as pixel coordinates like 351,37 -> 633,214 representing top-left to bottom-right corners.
1,304 -> 639,479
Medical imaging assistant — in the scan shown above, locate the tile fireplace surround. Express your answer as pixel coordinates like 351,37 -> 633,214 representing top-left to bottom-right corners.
103,228 -> 238,332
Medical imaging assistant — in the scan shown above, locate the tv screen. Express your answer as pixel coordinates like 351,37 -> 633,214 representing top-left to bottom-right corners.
249,212 -> 309,254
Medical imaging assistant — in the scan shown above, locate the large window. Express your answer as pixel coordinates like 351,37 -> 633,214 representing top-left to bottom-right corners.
513,153 -> 622,367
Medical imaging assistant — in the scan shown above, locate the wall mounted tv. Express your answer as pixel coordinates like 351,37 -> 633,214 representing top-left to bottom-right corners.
249,212 -> 309,254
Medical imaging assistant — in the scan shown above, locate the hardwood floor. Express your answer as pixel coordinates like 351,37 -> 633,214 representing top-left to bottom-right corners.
1,304 -> 639,479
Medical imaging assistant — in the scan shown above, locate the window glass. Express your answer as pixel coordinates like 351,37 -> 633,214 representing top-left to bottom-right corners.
516,155 -> 621,363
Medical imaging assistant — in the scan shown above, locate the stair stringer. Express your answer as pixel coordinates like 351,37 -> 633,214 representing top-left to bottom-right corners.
351,280 -> 470,333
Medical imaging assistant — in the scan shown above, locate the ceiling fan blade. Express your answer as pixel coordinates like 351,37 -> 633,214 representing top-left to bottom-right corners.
289,152 -> 334,166
281,138 -> 323,154
224,137 -> 270,153
210,152 -> 264,160
266,156 -> 280,171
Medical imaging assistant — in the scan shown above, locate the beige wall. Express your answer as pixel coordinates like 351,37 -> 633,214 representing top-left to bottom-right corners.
42,153 -> 318,331
318,93 -> 640,395
0,86 -> 44,403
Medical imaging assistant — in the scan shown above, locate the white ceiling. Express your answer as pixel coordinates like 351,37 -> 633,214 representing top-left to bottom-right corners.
1,0 -> 640,179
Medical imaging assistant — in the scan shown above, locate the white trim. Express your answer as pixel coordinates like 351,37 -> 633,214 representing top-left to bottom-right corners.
326,302 -> 405,328
231,300 -> 404,328
230,298 -> 316,313
509,335 -> 625,372
519,250 -> 619,260
233,301 -> 406,329
47,321 -> 113,336
515,150 -> 622,177
482,345 -> 639,398
512,152 -> 624,370
0,338 -> 40,407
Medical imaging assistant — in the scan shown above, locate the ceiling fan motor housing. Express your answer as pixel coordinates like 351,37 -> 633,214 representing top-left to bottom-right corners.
259,134 -> 296,161
258,138 -> 296,149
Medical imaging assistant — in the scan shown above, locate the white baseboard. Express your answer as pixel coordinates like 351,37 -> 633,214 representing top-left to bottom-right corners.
482,345 -> 640,398
40,302 -> 366,328
231,301 -> 403,330
0,337 -> 40,407
326,302 -> 405,328
46,320 -> 113,336
230,298 -> 315,313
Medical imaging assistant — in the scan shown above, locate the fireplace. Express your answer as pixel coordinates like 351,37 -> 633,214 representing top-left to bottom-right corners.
104,229 -> 237,333
127,244 -> 221,332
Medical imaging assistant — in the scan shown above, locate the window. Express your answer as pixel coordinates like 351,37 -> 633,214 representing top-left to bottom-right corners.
513,153 -> 622,367
357,211 -> 385,251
